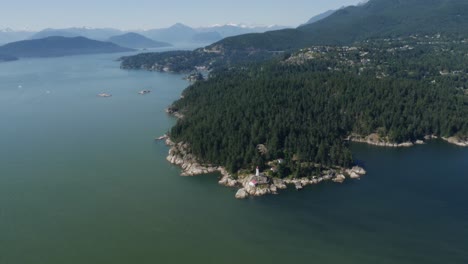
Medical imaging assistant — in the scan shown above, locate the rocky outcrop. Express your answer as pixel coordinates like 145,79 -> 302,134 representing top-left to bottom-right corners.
273,178 -> 287,190
350,133 -> 468,148
442,136 -> 468,147
424,135 -> 438,140
166,138 -> 230,178
332,174 -> 346,183
165,108 -> 184,119
346,166 -> 367,179
165,137 -> 367,199
348,133 -> 414,147
235,188 -> 249,199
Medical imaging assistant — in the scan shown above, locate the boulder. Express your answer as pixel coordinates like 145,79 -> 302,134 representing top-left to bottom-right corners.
349,172 -> 360,179
294,182 -> 303,190
218,176 -> 229,186
227,178 -> 238,187
351,166 -> 366,175
333,174 -> 346,183
443,136 -> 468,147
270,184 -> 278,193
273,178 -> 287,189
255,187 -> 271,196
235,188 -> 249,199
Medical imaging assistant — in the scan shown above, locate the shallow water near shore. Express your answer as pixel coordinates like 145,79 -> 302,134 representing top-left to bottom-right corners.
0,52 -> 467,264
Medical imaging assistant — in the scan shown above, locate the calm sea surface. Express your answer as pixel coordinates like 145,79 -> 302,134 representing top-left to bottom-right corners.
0,51 -> 467,264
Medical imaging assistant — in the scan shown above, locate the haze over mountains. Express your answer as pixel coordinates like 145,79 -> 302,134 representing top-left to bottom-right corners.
212,0 -> 468,51
107,33 -> 172,49
0,23 -> 289,46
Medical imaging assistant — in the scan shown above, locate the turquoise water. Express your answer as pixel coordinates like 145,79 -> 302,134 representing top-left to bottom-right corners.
0,52 -> 467,264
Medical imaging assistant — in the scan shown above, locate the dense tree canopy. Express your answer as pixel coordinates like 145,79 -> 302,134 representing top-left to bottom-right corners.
169,38 -> 468,176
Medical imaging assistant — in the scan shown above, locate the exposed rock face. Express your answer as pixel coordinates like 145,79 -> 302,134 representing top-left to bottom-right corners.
352,166 -> 366,175
294,182 -> 303,190
235,188 -> 249,199
332,174 -> 346,183
273,178 -> 287,189
346,166 -> 366,179
165,108 -> 185,119
269,184 -> 278,194
350,133 -> 468,148
349,134 -> 414,147
424,135 -> 438,140
166,139 -> 230,178
443,136 -> 468,147
165,137 -> 367,199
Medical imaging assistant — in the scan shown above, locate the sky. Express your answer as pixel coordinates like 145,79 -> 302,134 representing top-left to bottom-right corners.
0,0 -> 363,31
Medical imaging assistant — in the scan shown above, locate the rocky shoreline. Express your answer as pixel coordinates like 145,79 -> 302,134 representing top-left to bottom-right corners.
348,133 -> 416,147
162,112 -> 466,199
164,137 -> 367,199
346,133 -> 468,148
442,136 -> 468,147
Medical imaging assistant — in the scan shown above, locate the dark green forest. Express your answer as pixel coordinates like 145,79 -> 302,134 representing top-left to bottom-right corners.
169,40 -> 468,176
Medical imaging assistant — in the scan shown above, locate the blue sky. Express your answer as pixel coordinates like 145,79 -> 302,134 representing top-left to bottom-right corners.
1,0 -> 362,30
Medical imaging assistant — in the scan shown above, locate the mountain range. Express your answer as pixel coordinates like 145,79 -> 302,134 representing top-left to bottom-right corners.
0,23 -> 289,46
120,0 -> 468,74
210,0 -> 468,51
302,9 -> 338,25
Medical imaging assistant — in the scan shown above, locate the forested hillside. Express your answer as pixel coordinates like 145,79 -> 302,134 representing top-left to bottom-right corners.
168,36 -> 468,175
215,0 -> 468,50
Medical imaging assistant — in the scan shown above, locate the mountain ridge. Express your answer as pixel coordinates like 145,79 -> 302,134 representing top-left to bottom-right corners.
108,32 -> 172,49
209,0 -> 468,51
0,36 -> 133,58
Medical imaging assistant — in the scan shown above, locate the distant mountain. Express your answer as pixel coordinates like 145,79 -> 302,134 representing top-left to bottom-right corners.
2,23 -> 290,47
108,32 -> 172,49
196,24 -> 289,38
31,27 -> 123,41
192,32 -> 223,43
0,36 -> 133,58
120,0 -> 468,74
0,53 -> 18,62
140,23 -> 290,44
142,23 -> 197,44
0,28 -> 35,45
303,9 -> 337,25
209,0 -> 468,51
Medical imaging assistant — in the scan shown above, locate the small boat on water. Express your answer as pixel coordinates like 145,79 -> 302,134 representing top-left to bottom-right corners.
97,93 -> 112,97
138,90 -> 151,95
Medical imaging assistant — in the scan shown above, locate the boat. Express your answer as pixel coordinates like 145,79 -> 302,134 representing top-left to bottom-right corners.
97,93 -> 112,97
138,90 -> 151,95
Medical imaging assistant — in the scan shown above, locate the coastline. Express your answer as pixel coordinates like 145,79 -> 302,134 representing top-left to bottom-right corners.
162,110 -> 467,199
163,134 -> 366,199
347,133 -> 468,148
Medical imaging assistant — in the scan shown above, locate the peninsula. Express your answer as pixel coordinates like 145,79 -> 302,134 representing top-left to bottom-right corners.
122,0 -> 468,198
157,34 -> 468,198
